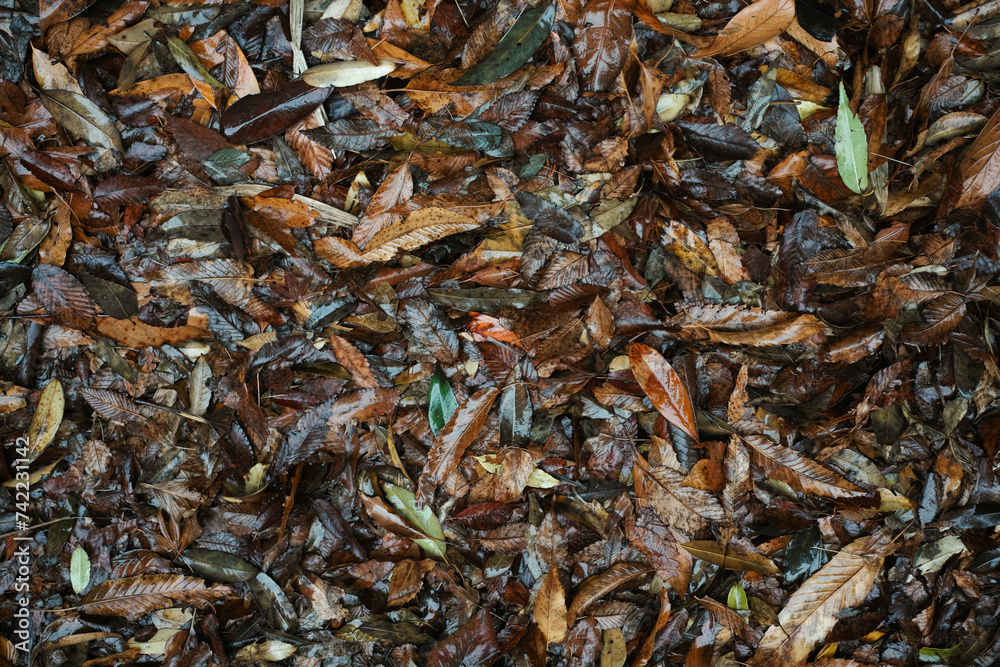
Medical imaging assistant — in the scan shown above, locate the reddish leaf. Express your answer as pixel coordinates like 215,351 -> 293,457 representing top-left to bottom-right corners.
220,80 -> 332,145
629,342 -> 698,443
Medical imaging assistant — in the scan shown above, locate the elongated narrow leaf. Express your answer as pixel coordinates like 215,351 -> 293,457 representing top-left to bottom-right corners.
220,80 -> 332,145
629,342 -> 698,443
682,540 -> 780,575
742,435 -> 865,499
754,532 -> 896,666
417,387 -> 500,506
167,36 -> 226,88
179,549 -> 259,583
535,567 -> 568,646
26,379 -> 63,462
453,3 -> 555,87
189,356 -> 211,417
71,547 -> 90,594
302,59 -> 396,88
40,89 -> 123,153
80,574 -> 231,620
835,83 -> 869,194
427,369 -> 457,435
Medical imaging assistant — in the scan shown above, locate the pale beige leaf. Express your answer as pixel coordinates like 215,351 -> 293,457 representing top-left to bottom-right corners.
534,568 -> 568,646
693,0 -> 795,57
753,531 -> 896,667
321,207 -> 483,268
742,434 -> 865,499
352,163 -> 413,248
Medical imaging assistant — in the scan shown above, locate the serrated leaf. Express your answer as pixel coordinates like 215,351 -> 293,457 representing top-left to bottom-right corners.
79,388 -> 145,423
32,264 -> 97,331
453,3 -> 555,87
384,484 -> 447,557
428,369 -> 457,435
71,547 -> 90,594
741,435 -> 865,499
753,531 -> 896,667
26,379 -> 63,462
80,574 -> 231,620
835,83 -> 869,195
567,562 -> 654,621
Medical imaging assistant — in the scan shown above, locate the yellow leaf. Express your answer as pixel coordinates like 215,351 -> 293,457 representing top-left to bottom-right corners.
26,379 -> 64,462
534,568 -> 568,646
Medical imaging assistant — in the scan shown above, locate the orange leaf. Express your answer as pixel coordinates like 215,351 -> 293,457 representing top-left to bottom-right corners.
693,0 -> 795,57
629,342 -> 698,443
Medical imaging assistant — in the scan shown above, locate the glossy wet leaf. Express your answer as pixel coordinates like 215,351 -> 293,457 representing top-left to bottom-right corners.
427,369 -> 457,435
384,484 -> 447,557
167,36 -> 226,88
220,80 -> 332,145
629,342 -> 699,443
453,3 -> 555,87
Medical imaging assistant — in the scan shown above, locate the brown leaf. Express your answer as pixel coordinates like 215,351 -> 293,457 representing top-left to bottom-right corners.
80,574 -> 231,620
95,316 -> 208,348
328,334 -> 379,388
535,567 -> 568,646
574,0 -> 635,93
955,106 -> 1000,210
629,342 -> 698,443
753,531 -> 896,667
32,264 -> 96,331
693,0 -> 795,57
634,456 -> 726,534
388,559 -> 435,606
79,388 -> 144,423
426,610 -> 500,667
417,387 -> 500,506
567,561 -> 654,622
681,540 -> 780,575
353,163 -> 413,248
741,435 -> 865,499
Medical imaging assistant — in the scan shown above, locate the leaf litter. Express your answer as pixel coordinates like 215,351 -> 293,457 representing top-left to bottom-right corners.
3,0 -> 1000,664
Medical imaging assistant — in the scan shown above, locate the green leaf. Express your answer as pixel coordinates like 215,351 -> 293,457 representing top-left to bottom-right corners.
384,484 -> 446,557
71,547 -> 90,594
428,369 -> 457,435
727,584 -> 748,611
167,36 -> 226,88
452,3 -> 556,87
835,82 -> 869,195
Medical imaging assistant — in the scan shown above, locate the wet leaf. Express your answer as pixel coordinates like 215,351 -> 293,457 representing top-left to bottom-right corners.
179,548 -> 259,583
40,89 -> 123,153
428,369 -> 457,435
220,81 -> 332,145
26,379 -> 63,462
535,567 -> 568,646
453,3 -> 555,87
629,343 -> 698,443
693,0 -> 795,57
384,484 -> 447,557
